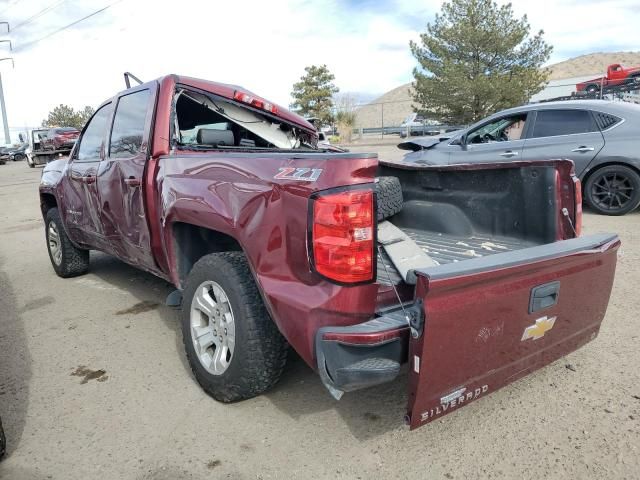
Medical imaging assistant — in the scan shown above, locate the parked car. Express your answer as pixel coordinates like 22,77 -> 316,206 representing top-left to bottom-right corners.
6,143 -> 28,161
39,74 -> 618,430
399,113 -> 440,138
41,127 -> 79,151
577,63 -> 640,93
398,100 -> 640,216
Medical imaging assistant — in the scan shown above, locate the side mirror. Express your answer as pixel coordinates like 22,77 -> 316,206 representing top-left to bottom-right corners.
459,134 -> 468,150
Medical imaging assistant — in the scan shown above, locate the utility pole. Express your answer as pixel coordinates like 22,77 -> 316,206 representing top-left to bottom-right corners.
0,73 -> 9,143
0,23 -> 11,145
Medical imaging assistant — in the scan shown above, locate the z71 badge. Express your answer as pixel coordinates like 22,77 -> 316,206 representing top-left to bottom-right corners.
274,167 -> 323,182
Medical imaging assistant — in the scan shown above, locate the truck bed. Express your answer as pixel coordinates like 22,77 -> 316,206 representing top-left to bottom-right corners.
374,162 -> 569,286
377,229 -> 536,285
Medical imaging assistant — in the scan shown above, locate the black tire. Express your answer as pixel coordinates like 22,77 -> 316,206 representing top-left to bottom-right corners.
181,252 -> 288,402
585,84 -> 600,94
45,208 -> 90,277
0,416 -> 5,460
584,165 -> 640,216
27,156 -> 35,168
13,153 -> 25,161
376,176 -> 404,221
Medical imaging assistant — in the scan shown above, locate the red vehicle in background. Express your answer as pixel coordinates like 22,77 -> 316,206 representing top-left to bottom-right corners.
576,63 -> 640,93
41,127 -> 80,151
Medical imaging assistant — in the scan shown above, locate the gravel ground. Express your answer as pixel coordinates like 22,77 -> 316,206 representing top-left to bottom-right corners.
0,160 -> 638,480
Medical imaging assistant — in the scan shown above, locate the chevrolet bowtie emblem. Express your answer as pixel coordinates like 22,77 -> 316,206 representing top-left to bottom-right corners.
521,315 -> 557,341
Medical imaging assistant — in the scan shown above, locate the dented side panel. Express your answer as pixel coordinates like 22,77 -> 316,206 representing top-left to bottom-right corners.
156,151 -> 380,366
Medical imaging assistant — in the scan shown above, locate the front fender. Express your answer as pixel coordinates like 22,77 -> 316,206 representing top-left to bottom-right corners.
40,158 -> 68,190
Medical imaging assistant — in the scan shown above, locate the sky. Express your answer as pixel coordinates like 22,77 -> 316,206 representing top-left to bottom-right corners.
0,0 -> 638,134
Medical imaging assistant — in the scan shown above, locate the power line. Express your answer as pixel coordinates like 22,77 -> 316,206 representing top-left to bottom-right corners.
11,0 -> 67,32
14,0 -> 122,52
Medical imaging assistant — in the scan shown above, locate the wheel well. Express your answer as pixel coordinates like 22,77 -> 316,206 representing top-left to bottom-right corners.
172,222 -> 242,285
582,162 -> 640,188
40,193 -> 57,218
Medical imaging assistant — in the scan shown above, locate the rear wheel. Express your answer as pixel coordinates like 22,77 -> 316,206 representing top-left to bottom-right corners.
584,165 -> 640,216
45,208 -> 90,277
585,84 -> 600,94
27,155 -> 35,168
181,252 -> 287,402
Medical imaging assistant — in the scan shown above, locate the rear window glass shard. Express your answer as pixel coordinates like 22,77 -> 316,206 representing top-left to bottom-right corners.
174,89 -> 308,151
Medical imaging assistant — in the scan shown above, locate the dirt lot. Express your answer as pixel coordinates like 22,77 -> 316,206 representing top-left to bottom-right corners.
0,159 -> 638,480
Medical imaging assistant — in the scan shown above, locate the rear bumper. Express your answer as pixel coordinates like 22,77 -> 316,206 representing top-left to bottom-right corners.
315,308 -> 415,398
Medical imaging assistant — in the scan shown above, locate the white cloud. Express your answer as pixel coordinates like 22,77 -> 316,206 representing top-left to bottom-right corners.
0,0 -> 637,133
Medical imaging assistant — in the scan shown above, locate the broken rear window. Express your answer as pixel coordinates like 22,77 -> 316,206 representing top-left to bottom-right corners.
173,89 -> 316,151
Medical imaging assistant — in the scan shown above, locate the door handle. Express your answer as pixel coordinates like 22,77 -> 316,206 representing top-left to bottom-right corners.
500,151 -> 518,157
124,177 -> 141,187
529,281 -> 560,313
571,146 -> 595,153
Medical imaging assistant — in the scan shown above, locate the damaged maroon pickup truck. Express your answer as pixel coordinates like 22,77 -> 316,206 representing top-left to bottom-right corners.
39,74 -> 619,429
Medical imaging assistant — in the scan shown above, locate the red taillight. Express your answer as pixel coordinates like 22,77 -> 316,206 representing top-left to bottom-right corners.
311,189 -> 375,284
573,177 -> 583,236
233,90 -> 278,114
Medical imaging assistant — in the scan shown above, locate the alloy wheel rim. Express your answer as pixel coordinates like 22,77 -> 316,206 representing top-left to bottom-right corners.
190,280 -> 236,375
591,172 -> 634,211
48,222 -> 63,266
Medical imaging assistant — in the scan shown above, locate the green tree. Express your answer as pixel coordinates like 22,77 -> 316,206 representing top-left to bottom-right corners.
77,105 -> 95,126
410,0 -> 552,124
42,104 -> 95,130
291,65 -> 339,126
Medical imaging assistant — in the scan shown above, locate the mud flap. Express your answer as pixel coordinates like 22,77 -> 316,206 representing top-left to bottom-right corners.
406,233 -> 620,430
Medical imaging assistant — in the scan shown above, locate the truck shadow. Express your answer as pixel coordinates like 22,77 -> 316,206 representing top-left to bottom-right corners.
265,350 -> 408,440
0,257 -> 32,459
87,253 -> 190,375
86,253 -> 408,440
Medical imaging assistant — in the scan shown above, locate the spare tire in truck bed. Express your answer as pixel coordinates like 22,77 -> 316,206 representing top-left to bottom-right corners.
376,176 -> 403,220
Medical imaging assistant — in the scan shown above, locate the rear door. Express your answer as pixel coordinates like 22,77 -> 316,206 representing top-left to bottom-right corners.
406,233 -> 619,430
522,109 -> 605,176
96,84 -> 157,270
61,104 -> 112,246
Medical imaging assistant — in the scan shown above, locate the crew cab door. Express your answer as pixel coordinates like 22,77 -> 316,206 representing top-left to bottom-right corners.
522,109 -> 604,176
96,84 -> 157,270
406,233 -> 619,430
61,103 -> 113,247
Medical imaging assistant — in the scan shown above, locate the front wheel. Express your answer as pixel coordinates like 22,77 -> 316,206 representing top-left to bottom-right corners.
584,165 -> 640,216
181,252 -> 287,402
45,208 -> 90,277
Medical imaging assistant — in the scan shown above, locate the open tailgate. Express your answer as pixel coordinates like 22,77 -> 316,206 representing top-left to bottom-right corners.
407,233 -> 619,430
